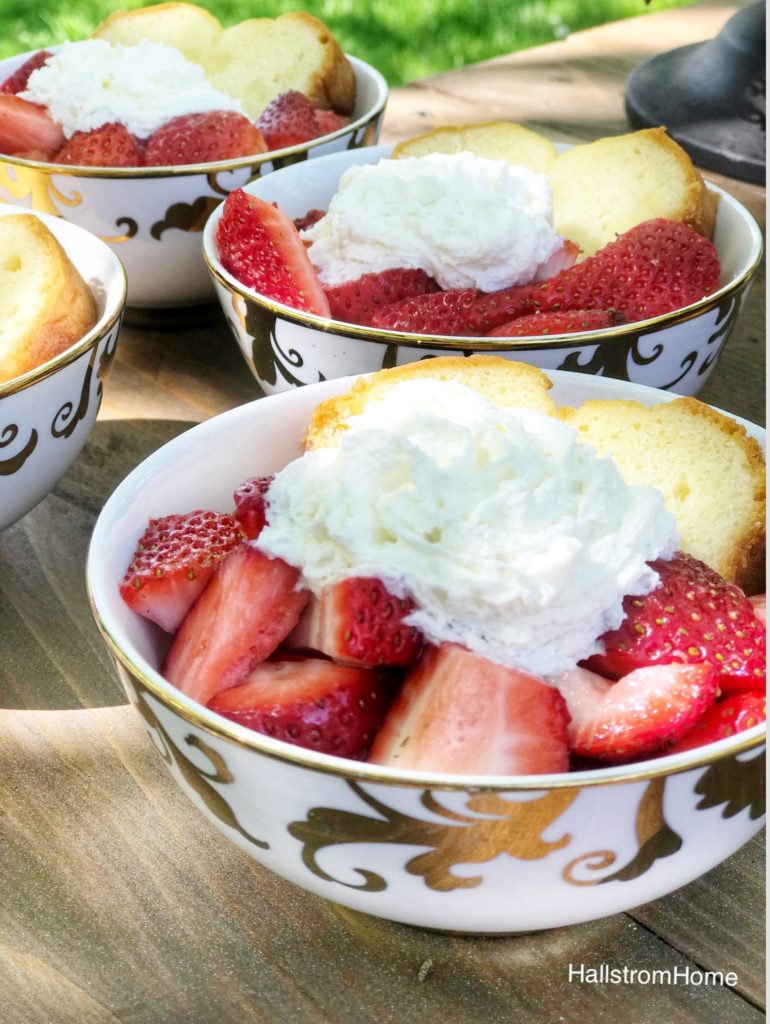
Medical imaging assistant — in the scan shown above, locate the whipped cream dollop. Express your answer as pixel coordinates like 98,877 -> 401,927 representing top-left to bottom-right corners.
257,380 -> 679,676
302,153 -> 566,291
21,40 -> 243,139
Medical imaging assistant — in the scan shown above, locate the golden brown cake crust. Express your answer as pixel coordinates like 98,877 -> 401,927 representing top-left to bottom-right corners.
92,5 -> 356,119
304,355 -> 556,450
0,214 -> 97,384
391,122 -> 558,175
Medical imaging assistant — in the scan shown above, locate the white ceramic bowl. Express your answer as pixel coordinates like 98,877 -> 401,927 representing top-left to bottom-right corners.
0,202 -> 126,531
0,50 -> 387,307
203,143 -> 763,397
86,370 -> 765,933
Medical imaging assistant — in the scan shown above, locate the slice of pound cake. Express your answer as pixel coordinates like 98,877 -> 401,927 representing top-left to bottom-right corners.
560,396 -> 765,595
550,127 -> 718,258
304,356 -> 557,450
305,355 -> 765,596
0,213 -> 97,384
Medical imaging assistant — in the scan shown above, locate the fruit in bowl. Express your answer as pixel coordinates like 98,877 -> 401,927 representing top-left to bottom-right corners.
0,202 -> 125,530
203,125 -> 762,396
0,3 -> 388,307
87,357 -> 765,932
114,356 -> 766,772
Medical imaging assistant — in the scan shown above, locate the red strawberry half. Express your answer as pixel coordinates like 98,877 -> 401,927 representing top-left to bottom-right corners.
488,308 -> 625,337
324,268 -> 441,326
163,544 -> 310,705
585,551 -> 766,695
314,109 -> 351,136
233,475 -> 273,539
294,208 -> 325,232
289,577 -> 424,667
0,94 -> 63,158
469,218 -> 721,333
557,663 -> 719,762
0,50 -> 52,95
208,655 -> 389,759
55,122 -> 144,167
217,188 -> 331,316
120,510 -> 245,633
369,288 -> 479,335
368,643 -> 570,774
666,690 -> 766,754
255,90 -> 321,150
144,110 -> 267,166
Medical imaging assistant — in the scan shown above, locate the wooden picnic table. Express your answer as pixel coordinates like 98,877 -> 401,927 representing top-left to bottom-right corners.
0,2 -> 764,1022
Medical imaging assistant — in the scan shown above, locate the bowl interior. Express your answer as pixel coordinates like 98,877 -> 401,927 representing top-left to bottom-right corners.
203,142 -> 763,317
87,370 -> 766,787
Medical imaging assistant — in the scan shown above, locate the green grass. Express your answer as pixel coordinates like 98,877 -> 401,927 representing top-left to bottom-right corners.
0,0 -> 693,86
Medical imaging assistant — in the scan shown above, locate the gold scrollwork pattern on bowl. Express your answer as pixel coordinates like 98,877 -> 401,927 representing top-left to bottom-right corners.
234,296 -> 325,390
112,658 -> 765,900
0,423 -> 37,475
100,217 -> 139,244
151,198 -> 221,239
557,291 -> 744,390
0,320 -> 120,476
564,747 -> 766,886
0,162 -> 82,216
120,667 -> 269,851
289,786 -> 579,893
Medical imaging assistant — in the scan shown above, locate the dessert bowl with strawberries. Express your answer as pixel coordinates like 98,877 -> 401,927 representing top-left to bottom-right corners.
0,7 -> 388,307
203,127 -> 762,396
0,201 -> 126,530
87,357 -> 765,933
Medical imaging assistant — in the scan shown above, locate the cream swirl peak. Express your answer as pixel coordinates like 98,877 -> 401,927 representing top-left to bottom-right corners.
21,39 -> 243,139
256,379 -> 680,676
301,152 -> 568,292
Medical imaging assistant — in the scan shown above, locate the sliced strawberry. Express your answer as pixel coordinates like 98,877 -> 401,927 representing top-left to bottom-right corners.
749,594 -> 766,626
55,122 -> 144,167
163,544 -> 310,705
324,268 -> 441,326
208,655 -> 389,759
289,577 -> 424,667
217,188 -> 331,316
314,109 -> 351,136
585,551 -> 766,695
144,110 -> 267,166
233,475 -> 273,539
368,288 -> 479,335
0,50 -> 52,95
531,238 -> 580,280
255,90 -> 320,150
666,691 -> 766,754
556,663 -> 719,762
120,511 -> 245,634
294,208 -> 325,232
488,308 -> 625,337
368,643 -> 570,774
0,94 -> 63,158
468,218 -> 721,333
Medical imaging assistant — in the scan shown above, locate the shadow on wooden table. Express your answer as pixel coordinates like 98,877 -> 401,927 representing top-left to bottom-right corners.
0,419 -> 194,711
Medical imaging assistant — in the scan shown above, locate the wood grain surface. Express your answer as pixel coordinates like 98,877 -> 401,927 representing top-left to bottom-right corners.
0,3 -> 765,1022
